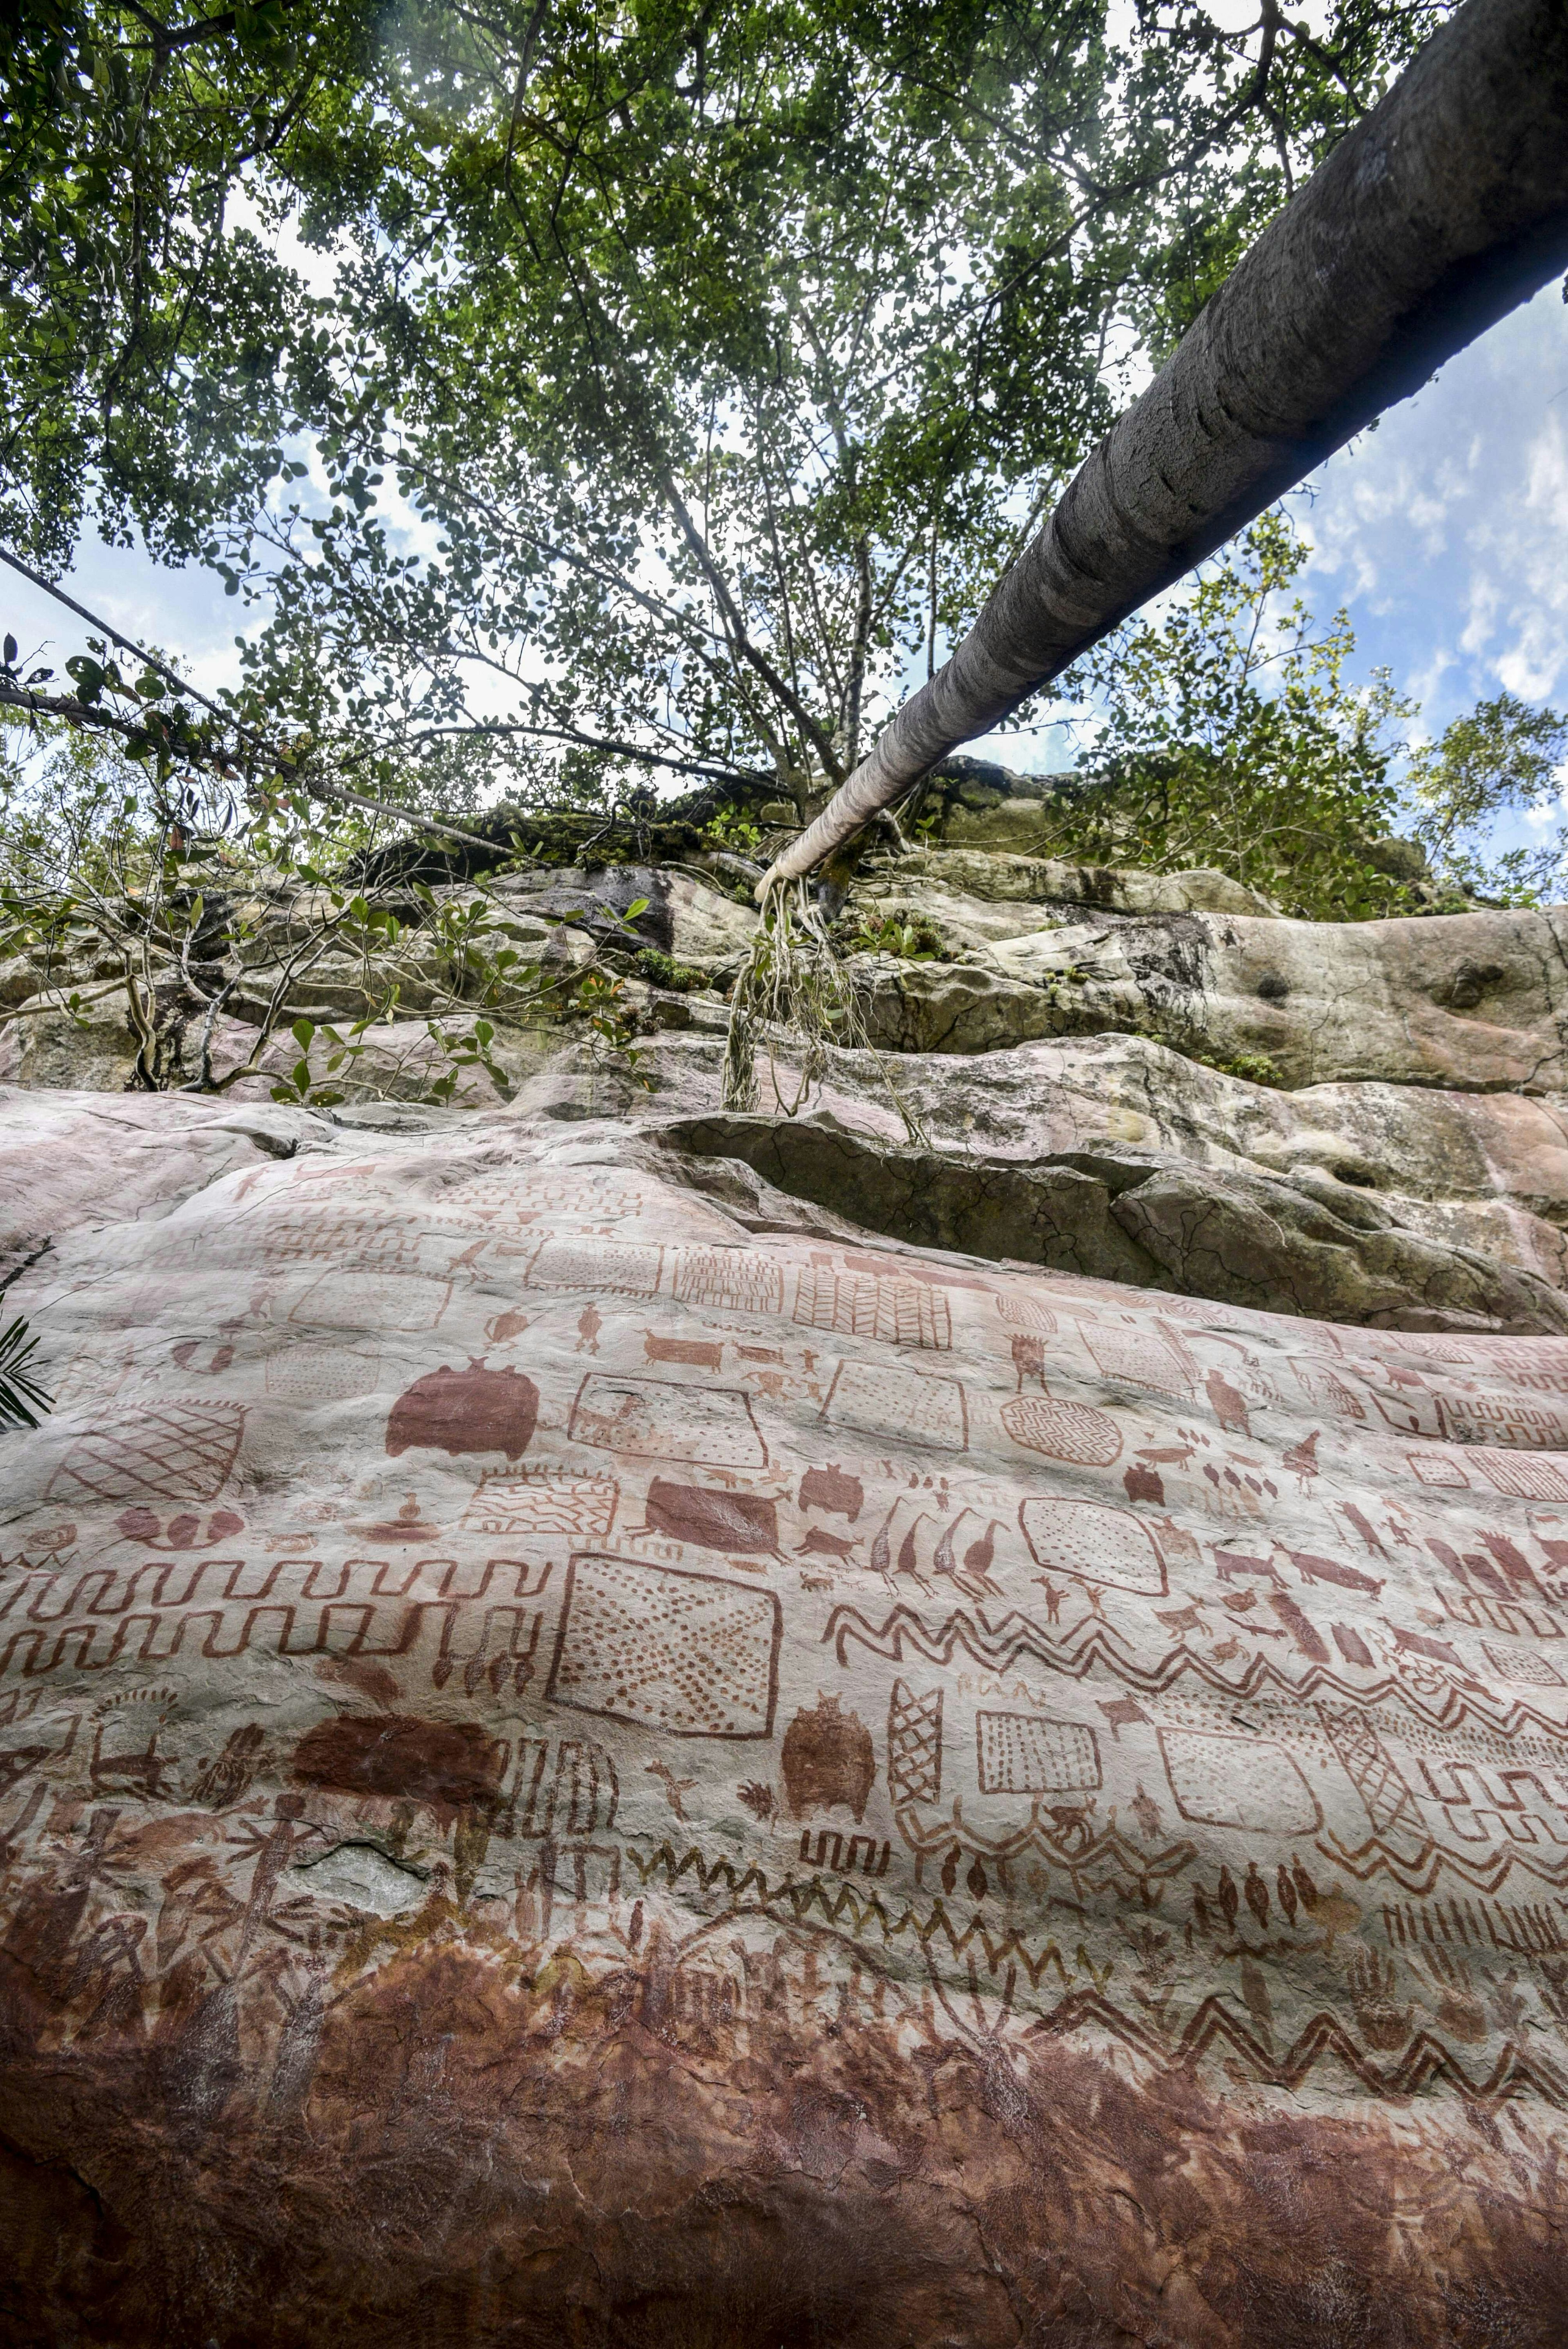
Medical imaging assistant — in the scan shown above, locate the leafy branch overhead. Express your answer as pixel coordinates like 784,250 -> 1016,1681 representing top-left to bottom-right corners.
0,717 -> 669,1107
2,0 -> 1454,819
3,0 -> 1560,985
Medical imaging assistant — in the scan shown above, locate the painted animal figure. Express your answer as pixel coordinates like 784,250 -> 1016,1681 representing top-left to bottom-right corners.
1285,1547 -> 1384,1598
1205,1370 -> 1250,1435
1213,1546 -> 1284,1588
1391,1625 -> 1465,1669
796,1528 -> 860,1560
933,1510 -> 1004,1600
644,1333 -> 725,1372
1283,1430 -> 1321,1485
1155,1602 -> 1206,1639
1097,1696 -> 1151,1742
799,1464 -> 864,1521
1268,1590 -> 1330,1662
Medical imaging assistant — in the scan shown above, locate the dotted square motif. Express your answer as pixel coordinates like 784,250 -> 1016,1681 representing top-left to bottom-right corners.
821,1360 -> 968,1452
976,1711 -> 1100,1795
546,1553 -> 782,1739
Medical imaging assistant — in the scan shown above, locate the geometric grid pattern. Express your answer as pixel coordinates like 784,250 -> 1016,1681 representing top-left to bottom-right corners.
1001,1395 -> 1122,1466
526,1238 -> 664,1297
250,1215 -> 428,1271
821,1360 -> 969,1453
546,1553 -> 781,1738
674,1249 -> 786,1315
1483,1640 -> 1565,1686
1473,1448 -> 1568,1502
1017,1495 -> 1167,1594
886,1679 -> 943,1805
568,1375 -> 768,1468
996,1291 -> 1058,1336
793,1268 -> 951,1351
1158,1728 -> 1322,1836
1082,1327 -> 1195,1398
976,1711 -> 1100,1796
47,1401 -> 245,1504
461,1469 -> 620,1540
1313,1705 -> 1423,1841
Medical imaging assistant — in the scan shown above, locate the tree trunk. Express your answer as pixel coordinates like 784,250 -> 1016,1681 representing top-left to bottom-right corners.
762,0 -> 1568,891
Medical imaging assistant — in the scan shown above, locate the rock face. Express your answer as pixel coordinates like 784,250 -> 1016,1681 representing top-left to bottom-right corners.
855,855 -> 1568,1092
657,1109 -> 1568,1333
6,1088 -> 1568,2343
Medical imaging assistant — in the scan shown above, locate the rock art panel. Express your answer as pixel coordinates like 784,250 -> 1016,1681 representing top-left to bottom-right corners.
46,1399 -> 245,1505
634,1478 -> 780,1554
385,1362 -> 540,1458
5,1093 -> 1568,2342
1001,1392 -> 1123,1464
1017,1492 -> 1168,1593
568,1372 -> 768,1466
1157,1727 -> 1322,1834
820,1357 -> 969,1451
976,1709 -> 1101,1794
544,1552 -> 782,1738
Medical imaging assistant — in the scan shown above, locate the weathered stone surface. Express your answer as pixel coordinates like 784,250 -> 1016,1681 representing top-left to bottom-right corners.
869,842 -> 1282,916
848,874 -> 1568,1093
604,1027 -> 1568,1306
491,860 -> 759,967
6,1090 -> 1568,2342
656,1109 -> 1568,1333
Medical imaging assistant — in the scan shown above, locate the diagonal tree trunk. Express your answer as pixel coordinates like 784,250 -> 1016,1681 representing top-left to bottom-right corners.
762,0 -> 1568,891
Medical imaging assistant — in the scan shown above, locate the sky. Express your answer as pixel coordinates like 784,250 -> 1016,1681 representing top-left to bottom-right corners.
976,275 -> 1568,801
4,270 -> 1567,836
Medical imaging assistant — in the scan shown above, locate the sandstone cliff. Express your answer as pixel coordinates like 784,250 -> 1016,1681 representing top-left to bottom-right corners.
4,844 -> 1568,2344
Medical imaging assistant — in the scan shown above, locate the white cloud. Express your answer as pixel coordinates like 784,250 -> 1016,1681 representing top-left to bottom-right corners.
1298,279 -> 1568,727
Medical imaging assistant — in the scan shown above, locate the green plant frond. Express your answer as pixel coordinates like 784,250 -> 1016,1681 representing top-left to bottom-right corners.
0,1315 -> 53,1430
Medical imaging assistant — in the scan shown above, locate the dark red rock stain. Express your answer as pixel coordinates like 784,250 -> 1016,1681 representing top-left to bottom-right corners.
1,1939 -> 1566,2345
291,1715 -> 507,1815
780,1695 -> 875,1821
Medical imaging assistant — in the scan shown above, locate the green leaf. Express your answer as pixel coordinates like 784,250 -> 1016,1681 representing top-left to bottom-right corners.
0,1316 -> 53,1429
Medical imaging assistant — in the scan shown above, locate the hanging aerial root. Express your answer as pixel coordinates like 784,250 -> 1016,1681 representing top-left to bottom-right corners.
721,878 -> 927,1144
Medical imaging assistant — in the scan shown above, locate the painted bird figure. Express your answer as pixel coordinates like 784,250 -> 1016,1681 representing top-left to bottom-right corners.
932,1511 -> 1006,1600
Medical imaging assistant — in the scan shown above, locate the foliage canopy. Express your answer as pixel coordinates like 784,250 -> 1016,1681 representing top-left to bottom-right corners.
2,0 -> 1454,817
